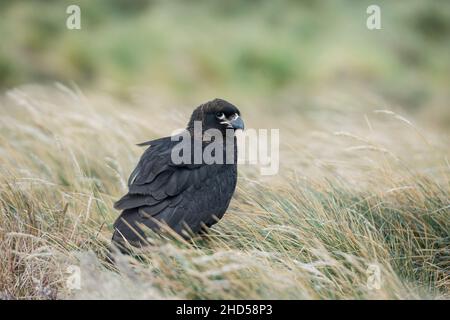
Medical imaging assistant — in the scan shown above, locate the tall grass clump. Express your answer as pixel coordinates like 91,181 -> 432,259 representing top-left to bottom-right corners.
0,85 -> 448,299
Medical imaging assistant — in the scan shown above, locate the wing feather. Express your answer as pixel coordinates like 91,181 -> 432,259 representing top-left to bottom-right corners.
113,134 -> 237,240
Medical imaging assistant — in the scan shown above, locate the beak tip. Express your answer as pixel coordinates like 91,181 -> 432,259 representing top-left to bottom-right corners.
231,117 -> 244,130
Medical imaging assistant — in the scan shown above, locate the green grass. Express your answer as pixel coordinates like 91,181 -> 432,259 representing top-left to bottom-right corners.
1,1 -> 450,114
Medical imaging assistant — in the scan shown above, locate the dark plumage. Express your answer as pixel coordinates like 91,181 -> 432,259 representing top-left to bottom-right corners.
112,99 -> 244,250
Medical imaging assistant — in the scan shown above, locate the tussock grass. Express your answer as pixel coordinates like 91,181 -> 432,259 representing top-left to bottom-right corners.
0,85 -> 448,299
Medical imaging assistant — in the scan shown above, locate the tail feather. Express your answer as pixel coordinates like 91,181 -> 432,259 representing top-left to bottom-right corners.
112,208 -> 147,250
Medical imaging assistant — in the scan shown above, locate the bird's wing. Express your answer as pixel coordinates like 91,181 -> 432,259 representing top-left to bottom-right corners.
113,136 -> 222,218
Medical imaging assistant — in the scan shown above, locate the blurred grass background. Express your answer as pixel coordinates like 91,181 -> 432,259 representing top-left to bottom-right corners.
1,0 -> 449,125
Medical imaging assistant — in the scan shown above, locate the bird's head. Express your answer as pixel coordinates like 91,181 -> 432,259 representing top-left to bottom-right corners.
187,98 -> 244,134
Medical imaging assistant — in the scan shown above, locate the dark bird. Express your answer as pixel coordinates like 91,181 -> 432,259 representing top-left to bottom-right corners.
112,98 -> 244,250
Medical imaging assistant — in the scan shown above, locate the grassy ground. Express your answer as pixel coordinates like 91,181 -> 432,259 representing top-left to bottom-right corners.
0,84 -> 448,299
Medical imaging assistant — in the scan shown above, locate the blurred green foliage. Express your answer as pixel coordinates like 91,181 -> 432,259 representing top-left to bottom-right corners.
1,0 -> 449,108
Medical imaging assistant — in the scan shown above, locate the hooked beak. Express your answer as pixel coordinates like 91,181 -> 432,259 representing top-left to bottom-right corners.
223,114 -> 244,130
230,116 -> 244,130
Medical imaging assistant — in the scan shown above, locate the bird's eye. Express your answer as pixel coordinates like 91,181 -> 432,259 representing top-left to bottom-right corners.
216,112 -> 225,119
